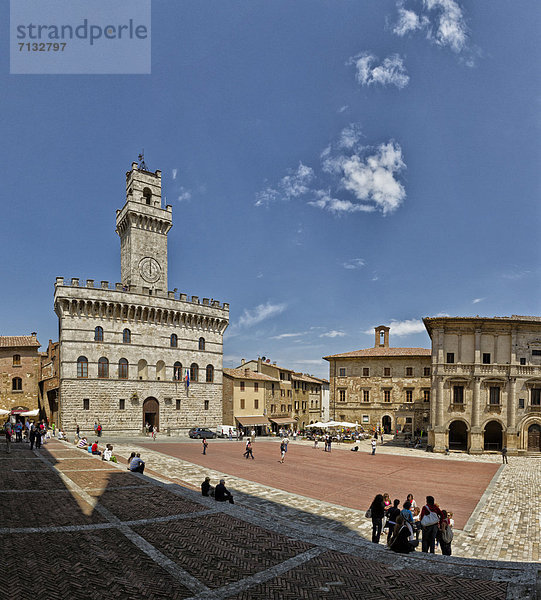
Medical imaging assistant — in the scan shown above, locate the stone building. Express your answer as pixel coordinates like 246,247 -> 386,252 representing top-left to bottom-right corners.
222,368 -> 275,434
54,161 -> 229,434
39,340 -> 59,425
323,326 -> 432,434
0,334 -> 42,418
425,315 -> 541,454
236,358 -> 324,432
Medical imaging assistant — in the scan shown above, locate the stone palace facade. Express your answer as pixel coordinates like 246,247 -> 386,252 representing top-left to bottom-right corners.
54,161 -> 229,434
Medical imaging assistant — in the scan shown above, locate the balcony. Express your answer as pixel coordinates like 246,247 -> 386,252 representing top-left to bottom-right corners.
449,403 -> 466,412
527,405 -> 541,412
486,404 -> 502,414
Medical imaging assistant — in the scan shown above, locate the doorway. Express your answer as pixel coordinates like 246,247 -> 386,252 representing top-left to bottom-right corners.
382,415 -> 392,434
143,397 -> 159,432
527,424 -> 541,452
484,420 -> 503,451
448,420 -> 468,450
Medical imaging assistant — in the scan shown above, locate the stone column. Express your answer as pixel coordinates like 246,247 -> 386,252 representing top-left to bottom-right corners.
507,377 -> 516,429
474,328 -> 481,365
472,377 -> 481,428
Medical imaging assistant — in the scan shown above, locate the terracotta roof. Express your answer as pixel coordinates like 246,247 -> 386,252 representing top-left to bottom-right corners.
307,375 -> 329,384
292,373 -> 323,384
224,368 -> 279,382
0,336 -> 40,348
323,347 -> 431,360
241,360 -> 295,373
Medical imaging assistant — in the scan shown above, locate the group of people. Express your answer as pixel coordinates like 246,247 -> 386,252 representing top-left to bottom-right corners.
3,419 -> 55,452
201,477 -> 234,503
368,493 -> 454,555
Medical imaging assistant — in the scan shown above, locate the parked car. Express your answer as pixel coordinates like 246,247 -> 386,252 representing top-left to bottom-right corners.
217,425 -> 237,438
188,428 -> 217,439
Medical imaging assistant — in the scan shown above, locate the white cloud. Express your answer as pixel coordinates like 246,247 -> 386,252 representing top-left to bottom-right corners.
392,0 -> 468,55
364,318 -> 425,336
308,190 -> 375,214
343,258 -> 366,270
502,269 -> 531,280
324,140 -> 406,215
339,123 -> 364,149
270,332 -> 304,340
472,297 -> 484,304
177,186 -> 191,202
348,52 -> 410,89
172,168 -> 178,180
236,301 -> 287,329
338,105 -> 349,113
255,163 -> 314,207
319,330 -> 347,338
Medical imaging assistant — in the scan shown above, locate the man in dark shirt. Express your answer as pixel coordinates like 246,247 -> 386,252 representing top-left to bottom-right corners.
129,455 -> 145,473
214,479 -> 234,503
201,477 -> 213,496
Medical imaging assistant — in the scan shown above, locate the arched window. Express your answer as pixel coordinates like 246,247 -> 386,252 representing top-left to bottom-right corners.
170,333 -> 178,348
190,363 -> 199,382
206,364 -> 214,383
118,358 -> 129,379
143,187 -> 152,205
77,356 -> 88,378
156,360 -> 166,380
12,377 -> 22,391
123,328 -> 131,344
94,326 -> 104,341
199,337 -> 205,351
98,357 -> 109,378
138,359 -> 148,380
173,361 -> 183,381
13,354 -> 21,366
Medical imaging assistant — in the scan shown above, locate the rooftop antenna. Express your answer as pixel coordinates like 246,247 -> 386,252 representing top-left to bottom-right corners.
138,150 -> 148,171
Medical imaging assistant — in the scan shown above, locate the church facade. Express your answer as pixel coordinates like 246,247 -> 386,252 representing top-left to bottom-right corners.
54,161 -> 229,434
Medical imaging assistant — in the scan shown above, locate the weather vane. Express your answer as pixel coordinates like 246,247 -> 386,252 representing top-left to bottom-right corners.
138,150 -> 148,171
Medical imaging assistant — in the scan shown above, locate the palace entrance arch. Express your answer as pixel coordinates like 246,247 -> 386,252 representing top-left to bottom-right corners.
143,397 -> 159,432
382,415 -> 392,434
448,420 -> 468,451
527,423 -> 541,452
484,420 -> 503,451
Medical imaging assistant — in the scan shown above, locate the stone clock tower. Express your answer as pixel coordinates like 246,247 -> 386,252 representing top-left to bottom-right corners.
115,161 -> 172,292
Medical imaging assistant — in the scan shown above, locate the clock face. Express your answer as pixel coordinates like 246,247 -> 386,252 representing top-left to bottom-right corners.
139,257 -> 161,283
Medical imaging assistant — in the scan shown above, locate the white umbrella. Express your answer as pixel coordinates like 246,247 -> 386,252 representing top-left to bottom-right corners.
0,409 -> 10,416
19,409 -> 39,417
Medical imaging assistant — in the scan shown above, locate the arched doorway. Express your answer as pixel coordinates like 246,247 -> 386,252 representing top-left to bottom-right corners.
484,420 -> 503,451
382,415 -> 392,434
143,397 -> 159,431
528,424 -> 541,452
448,420 -> 468,450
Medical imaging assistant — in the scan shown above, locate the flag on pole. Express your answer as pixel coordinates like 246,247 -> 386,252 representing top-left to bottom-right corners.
185,368 -> 190,388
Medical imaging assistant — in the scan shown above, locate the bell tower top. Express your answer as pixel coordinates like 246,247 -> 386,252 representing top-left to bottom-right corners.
116,160 -> 172,292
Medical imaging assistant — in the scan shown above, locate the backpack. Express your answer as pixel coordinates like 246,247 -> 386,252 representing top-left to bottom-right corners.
440,525 -> 454,543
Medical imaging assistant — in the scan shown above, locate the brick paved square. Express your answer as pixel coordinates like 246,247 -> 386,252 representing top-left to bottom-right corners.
0,447 -> 38,459
88,486 -> 203,520
0,458 -> 49,472
1,528 -> 192,599
135,512 -> 313,588
0,470 -> 65,491
0,491 -> 107,527
67,470 -> 150,491
55,458 -> 116,471
227,549 -> 508,600
45,449 -> 89,460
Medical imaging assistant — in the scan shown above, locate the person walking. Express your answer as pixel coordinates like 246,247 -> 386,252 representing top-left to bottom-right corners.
280,440 -> 286,463
202,438 -> 208,455
244,440 -> 254,459
75,424 -> 80,441
4,422 -> 12,453
371,438 -> 377,455
369,494 -> 386,544
501,446 -> 508,464
437,509 -> 454,555
97,422 -> 102,437
420,495 -> 444,553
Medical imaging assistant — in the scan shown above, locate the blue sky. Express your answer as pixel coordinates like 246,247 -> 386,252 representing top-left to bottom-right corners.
1,1 -> 540,378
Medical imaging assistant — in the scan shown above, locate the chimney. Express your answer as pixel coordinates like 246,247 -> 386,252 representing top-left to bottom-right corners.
31,332 -> 37,337
240,358 -> 245,365
244,368 -> 250,376
257,357 -> 262,372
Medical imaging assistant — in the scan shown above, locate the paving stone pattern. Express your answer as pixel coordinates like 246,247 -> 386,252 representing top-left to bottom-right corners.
0,438 -> 537,599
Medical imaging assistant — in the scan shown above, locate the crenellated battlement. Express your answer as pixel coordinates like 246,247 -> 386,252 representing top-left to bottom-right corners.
54,277 -> 229,312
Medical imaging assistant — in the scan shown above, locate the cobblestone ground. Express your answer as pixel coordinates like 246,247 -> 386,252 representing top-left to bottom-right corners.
0,438 -> 538,599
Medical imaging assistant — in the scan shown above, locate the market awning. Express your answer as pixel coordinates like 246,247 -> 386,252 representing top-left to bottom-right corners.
18,409 -> 40,417
235,416 -> 270,426
269,417 -> 297,425
10,406 -> 29,414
